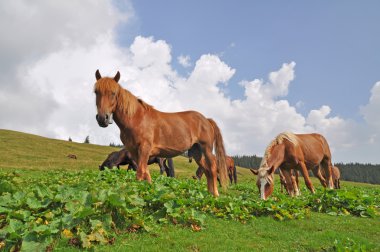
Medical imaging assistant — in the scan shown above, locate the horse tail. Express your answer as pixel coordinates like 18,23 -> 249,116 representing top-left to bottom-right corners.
318,134 -> 334,189
207,118 -> 228,190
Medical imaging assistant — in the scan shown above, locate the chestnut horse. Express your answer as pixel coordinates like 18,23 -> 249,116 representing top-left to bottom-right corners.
279,168 -> 299,194
250,132 -> 334,200
94,70 -> 228,196
99,148 -> 175,177
191,155 -> 237,184
321,165 -> 341,189
251,167 -> 300,194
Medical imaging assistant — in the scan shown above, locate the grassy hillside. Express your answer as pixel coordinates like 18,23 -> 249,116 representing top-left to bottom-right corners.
0,129 -> 255,180
0,129 -> 379,251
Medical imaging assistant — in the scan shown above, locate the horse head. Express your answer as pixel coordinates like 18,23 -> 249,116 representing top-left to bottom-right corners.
99,159 -> 113,171
94,70 -> 121,128
250,166 -> 275,200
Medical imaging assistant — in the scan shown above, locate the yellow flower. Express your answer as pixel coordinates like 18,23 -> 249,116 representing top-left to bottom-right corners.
62,229 -> 74,238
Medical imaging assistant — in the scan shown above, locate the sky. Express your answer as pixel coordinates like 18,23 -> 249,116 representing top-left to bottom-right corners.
0,0 -> 379,163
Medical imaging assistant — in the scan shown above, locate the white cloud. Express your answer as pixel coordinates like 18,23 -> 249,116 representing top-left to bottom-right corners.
0,1 -> 379,163
0,0 -> 131,141
361,81 -> 380,129
177,55 -> 191,68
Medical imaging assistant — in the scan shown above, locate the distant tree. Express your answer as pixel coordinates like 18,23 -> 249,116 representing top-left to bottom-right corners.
84,136 -> 90,144
232,155 -> 262,169
109,142 -> 123,148
68,137 -> 72,142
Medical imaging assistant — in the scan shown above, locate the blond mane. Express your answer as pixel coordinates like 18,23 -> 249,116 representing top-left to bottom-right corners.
94,78 -> 152,118
260,132 -> 298,168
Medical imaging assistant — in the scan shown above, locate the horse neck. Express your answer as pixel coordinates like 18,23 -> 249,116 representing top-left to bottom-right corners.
264,143 -> 285,172
113,97 -> 143,130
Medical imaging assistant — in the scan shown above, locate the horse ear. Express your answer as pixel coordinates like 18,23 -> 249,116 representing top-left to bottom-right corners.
114,71 -> 120,83
267,166 -> 275,175
95,69 -> 102,80
250,169 -> 258,175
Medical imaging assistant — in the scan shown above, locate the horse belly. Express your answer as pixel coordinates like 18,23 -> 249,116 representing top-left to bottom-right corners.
150,146 -> 186,158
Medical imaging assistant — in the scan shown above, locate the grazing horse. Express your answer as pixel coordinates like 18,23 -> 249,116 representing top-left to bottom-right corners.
251,167 -> 300,194
250,132 -> 334,200
191,154 -> 237,185
94,70 -> 227,196
279,168 -> 299,194
320,165 -> 341,189
99,148 -> 175,177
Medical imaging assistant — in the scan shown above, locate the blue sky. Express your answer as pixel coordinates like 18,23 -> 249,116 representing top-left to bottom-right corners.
0,0 -> 379,163
125,0 -> 380,120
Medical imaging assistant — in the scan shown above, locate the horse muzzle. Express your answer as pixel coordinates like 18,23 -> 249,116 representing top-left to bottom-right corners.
96,113 -> 113,128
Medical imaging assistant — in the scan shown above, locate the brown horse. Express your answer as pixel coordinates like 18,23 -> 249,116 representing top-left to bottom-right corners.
250,167 -> 300,195
320,165 -> 341,189
279,168 -> 299,194
99,148 -> 175,177
191,154 -> 237,185
94,70 -> 228,196
250,132 -> 334,200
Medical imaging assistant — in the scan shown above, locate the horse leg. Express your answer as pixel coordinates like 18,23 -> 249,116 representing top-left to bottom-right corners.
321,159 -> 334,189
136,145 -> 152,182
294,170 -> 301,195
203,147 -> 219,197
281,169 -> 295,197
291,169 -> 300,196
167,158 -> 175,177
233,165 -> 237,184
163,159 -> 170,177
195,166 -> 204,180
228,167 -> 233,185
279,169 -> 285,193
298,162 -> 315,194
157,158 -> 165,175
312,165 -> 327,187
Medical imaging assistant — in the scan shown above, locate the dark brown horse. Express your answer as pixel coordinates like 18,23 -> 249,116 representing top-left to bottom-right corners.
94,70 -> 228,196
250,132 -> 334,200
99,148 -> 175,177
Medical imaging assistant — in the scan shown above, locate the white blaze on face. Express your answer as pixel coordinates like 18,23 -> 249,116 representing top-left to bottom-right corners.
260,178 -> 267,199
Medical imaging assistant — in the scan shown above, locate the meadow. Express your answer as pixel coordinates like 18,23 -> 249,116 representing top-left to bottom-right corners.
0,129 -> 379,251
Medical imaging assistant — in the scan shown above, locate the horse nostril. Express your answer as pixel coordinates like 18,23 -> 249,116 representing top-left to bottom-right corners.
105,114 -> 109,120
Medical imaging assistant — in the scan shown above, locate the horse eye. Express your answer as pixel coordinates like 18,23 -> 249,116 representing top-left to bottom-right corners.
111,92 -> 116,97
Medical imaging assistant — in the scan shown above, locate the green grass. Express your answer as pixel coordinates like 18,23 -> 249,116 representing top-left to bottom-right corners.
0,129 -> 379,252
50,213 -> 379,252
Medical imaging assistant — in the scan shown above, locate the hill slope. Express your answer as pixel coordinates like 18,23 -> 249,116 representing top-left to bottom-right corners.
0,129 -> 255,180
0,129 -> 120,171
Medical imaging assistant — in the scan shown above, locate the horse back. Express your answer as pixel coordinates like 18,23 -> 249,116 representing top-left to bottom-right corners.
295,133 -> 332,165
332,166 -> 340,179
149,110 -> 214,156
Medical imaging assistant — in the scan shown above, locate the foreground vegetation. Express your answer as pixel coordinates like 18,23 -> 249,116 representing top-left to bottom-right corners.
0,169 -> 379,251
0,129 -> 379,251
